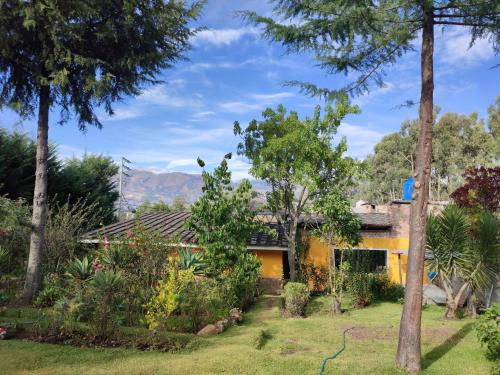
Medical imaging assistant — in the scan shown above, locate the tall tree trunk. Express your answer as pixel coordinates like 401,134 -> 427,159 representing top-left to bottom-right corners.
287,220 -> 297,281
20,85 -> 50,305
396,7 -> 434,373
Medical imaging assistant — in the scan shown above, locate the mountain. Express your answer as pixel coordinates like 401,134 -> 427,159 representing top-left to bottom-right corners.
122,169 -> 269,210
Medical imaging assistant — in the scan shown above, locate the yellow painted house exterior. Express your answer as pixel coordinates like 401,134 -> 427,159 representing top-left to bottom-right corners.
250,201 -> 417,292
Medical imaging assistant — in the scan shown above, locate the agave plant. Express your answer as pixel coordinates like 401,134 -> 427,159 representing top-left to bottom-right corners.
90,270 -> 125,337
426,205 -> 500,319
65,256 -> 93,282
178,248 -> 205,275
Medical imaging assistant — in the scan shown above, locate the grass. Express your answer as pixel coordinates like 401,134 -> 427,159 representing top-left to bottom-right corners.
0,295 -> 490,375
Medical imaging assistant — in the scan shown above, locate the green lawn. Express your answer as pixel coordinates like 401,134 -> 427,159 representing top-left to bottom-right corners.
0,296 -> 489,375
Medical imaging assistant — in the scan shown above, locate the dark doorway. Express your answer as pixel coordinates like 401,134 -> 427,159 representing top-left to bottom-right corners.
282,251 -> 290,280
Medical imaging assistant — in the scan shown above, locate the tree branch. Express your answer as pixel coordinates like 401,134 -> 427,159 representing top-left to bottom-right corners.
434,20 -> 497,27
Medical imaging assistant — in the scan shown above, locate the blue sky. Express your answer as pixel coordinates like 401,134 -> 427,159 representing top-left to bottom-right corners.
1,0 -> 499,180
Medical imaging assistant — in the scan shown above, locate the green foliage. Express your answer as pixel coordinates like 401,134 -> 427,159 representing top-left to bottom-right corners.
57,155 -> 119,225
371,273 -> 405,303
254,329 -> 272,350
282,282 -> 310,317
135,200 -> 172,217
0,130 -> 118,225
89,270 -> 125,338
347,272 -> 374,308
0,196 -> 30,273
476,305 -> 500,373
0,246 -> 8,273
427,205 -> 500,318
356,107 -> 498,203
145,267 -> 225,332
241,2 -> 499,100
44,198 -> 101,274
65,257 -> 93,283
186,154 -> 265,308
0,129 -> 60,201
33,287 -> 62,308
235,99 -> 359,279
0,0 -> 203,128
177,248 -> 205,275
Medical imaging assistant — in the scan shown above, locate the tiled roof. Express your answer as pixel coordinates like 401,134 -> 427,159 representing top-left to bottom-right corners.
298,212 -> 391,229
82,211 -> 289,249
82,210 -> 390,249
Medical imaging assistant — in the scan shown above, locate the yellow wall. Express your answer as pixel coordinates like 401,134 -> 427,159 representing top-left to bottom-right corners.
252,250 -> 283,278
305,235 -> 411,285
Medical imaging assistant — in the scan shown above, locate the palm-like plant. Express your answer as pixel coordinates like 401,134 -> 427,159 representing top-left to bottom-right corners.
65,256 -> 92,282
90,270 -> 125,337
426,205 -> 500,319
178,248 -> 205,275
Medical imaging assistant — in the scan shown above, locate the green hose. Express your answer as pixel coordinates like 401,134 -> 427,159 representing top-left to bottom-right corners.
319,327 -> 354,375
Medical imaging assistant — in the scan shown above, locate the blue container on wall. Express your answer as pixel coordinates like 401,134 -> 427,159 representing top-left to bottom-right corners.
403,177 -> 414,201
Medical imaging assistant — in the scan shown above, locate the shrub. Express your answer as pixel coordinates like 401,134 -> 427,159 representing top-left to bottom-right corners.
89,270 -> 125,337
65,257 -> 93,282
178,248 -> 205,275
372,272 -> 405,302
347,273 -> 374,307
226,253 -> 261,309
300,262 -> 329,293
476,305 -> 500,365
34,287 -> 61,308
254,329 -> 272,349
146,268 -> 223,331
282,282 -> 309,317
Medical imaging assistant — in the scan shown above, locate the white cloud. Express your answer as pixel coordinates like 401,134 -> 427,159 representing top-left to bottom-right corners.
139,85 -> 202,108
337,123 -> 387,159
166,158 -> 199,169
188,111 -> 216,122
220,91 -> 296,114
192,27 -> 259,47
250,92 -> 295,101
440,29 -> 495,67
219,101 -> 262,114
104,107 -> 143,121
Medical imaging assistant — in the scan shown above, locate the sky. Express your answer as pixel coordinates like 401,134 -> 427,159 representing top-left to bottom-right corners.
1,0 -> 499,180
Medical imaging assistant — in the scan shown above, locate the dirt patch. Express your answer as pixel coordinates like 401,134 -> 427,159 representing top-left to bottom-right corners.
265,296 -> 281,308
344,326 -> 456,342
9,328 -> 189,352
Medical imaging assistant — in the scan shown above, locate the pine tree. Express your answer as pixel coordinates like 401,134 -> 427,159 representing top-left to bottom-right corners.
0,0 -> 203,304
241,1 -> 499,371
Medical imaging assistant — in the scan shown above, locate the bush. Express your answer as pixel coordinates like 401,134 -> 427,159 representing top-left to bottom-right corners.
145,267 -> 223,332
372,272 -> 405,302
476,305 -> 500,367
347,273 -> 374,307
34,287 -> 61,308
89,270 -> 125,337
282,282 -> 309,317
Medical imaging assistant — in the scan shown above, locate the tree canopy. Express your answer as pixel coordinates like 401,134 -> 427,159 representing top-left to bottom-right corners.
235,99 -> 359,280
357,101 -> 499,203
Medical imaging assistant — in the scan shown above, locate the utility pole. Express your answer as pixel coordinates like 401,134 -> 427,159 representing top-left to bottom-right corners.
118,157 -> 132,219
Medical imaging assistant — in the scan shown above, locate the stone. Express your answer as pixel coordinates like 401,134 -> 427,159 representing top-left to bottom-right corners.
197,324 -> 219,336
214,318 -> 230,333
423,284 -> 447,305
229,308 -> 243,323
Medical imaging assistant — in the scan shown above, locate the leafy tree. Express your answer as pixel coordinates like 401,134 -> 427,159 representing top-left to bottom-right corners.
243,1 -> 499,370
451,167 -> 500,212
0,0 -> 203,304
0,129 -> 60,201
487,96 -> 500,158
235,101 -> 357,280
186,153 -> 266,276
58,155 -> 119,224
426,205 -> 500,319
359,108 -> 497,203
171,195 -> 188,212
311,189 -> 361,314
135,200 -> 171,217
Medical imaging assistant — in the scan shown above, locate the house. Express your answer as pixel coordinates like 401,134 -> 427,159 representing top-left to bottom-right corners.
82,201 -> 417,293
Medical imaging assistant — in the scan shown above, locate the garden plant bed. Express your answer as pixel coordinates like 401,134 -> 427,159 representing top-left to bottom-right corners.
10,328 -> 192,352
0,296 -> 492,375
